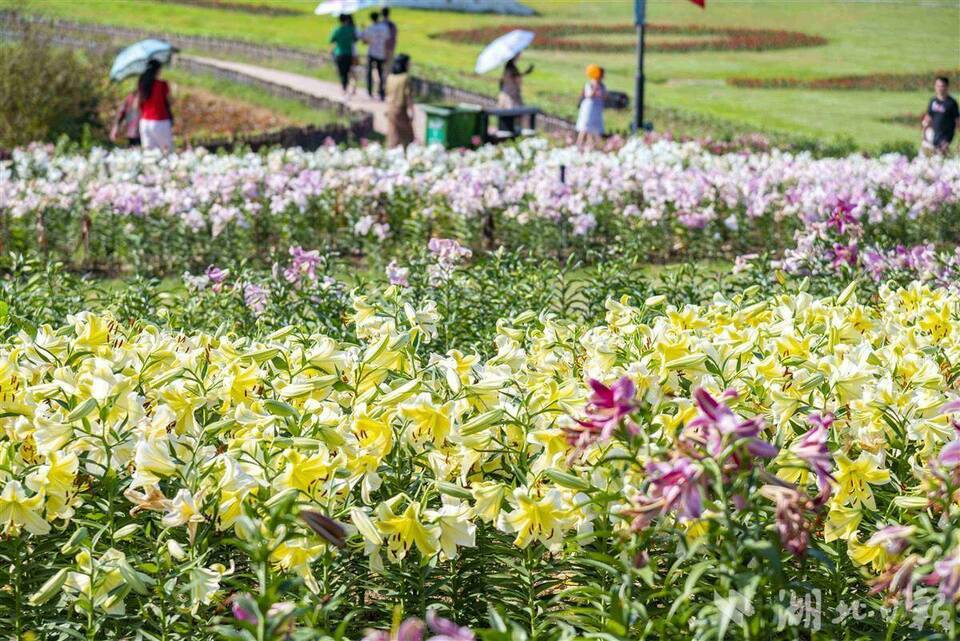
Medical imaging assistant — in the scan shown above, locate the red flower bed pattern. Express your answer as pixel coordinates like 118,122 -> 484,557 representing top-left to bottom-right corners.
728,69 -> 959,91
156,0 -> 302,17
432,23 -> 827,53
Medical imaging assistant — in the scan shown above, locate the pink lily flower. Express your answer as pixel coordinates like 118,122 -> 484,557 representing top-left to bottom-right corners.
685,388 -> 777,460
791,413 -> 836,503
566,377 -> 636,449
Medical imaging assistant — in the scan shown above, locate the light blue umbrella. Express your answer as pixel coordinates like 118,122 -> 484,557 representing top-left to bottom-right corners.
109,39 -> 177,82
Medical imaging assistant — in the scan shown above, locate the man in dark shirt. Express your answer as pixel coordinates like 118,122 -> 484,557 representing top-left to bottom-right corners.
923,76 -> 959,153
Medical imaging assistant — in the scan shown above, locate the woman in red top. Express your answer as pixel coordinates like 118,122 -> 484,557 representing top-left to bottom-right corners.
137,60 -> 174,153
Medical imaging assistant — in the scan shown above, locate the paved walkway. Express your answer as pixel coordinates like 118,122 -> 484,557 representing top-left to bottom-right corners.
184,54 -> 397,137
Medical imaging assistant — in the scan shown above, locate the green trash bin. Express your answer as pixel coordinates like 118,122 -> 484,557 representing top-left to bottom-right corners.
423,104 -> 484,148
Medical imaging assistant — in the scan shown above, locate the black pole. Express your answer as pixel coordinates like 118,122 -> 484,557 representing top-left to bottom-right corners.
633,22 -> 645,132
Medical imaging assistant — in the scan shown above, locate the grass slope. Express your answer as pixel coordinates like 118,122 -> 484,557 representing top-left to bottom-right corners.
12,0 -> 959,149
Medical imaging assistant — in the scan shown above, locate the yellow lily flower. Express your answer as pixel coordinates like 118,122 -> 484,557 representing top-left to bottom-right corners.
376,497 -> 440,561
497,486 -> 572,550
824,504 -> 862,543
834,453 -> 890,509
0,480 -> 50,535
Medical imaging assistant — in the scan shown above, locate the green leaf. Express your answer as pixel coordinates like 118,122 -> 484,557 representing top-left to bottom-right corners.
65,397 -> 98,422
28,568 -> 69,606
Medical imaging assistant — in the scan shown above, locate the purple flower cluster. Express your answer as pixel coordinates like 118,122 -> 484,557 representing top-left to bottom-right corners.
566,376 -> 636,450
426,238 -> 472,285
4,140 -> 957,250
626,388 -> 779,532
765,200 -> 960,288
386,260 -> 410,287
858,406 -> 960,606
282,246 -> 323,287
683,388 -> 777,460
587,389 -> 846,558
243,283 -> 268,315
759,484 -> 817,556
923,548 -> 960,605
791,413 -> 836,503
362,611 -> 474,641
629,456 -> 705,531
181,245 -> 344,315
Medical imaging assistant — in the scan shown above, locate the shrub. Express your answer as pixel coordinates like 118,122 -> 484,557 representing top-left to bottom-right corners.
0,21 -> 110,149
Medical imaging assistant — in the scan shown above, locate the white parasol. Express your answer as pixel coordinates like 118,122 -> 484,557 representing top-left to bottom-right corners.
314,0 -> 382,15
474,29 -> 534,74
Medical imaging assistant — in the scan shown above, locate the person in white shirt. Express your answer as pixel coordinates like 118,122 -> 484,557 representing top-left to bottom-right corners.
382,7 -> 398,76
360,12 -> 390,100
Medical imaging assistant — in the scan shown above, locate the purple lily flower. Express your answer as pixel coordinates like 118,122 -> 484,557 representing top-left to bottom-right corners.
646,457 -> 704,522
686,388 -> 776,460
826,200 -> 857,235
566,377 -> 636,449
205,265 -> 229,293
243,283 -> 268,315
865,525 -> 914,556
829,242 -> 858,269
791,413 -> 836,502
938,399 -> 960,416
386,260 -> 410,287
871,555 -> 920,610
760,484 -> 813,556
939,440 -> 960,467
425,611 -> 474,641
586,377 -> 636,423
923,549 -> 960,604
230,594 -> 258,625
363,618 -> 425,641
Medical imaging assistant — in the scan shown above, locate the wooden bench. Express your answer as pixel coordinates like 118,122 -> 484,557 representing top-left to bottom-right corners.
484,106 -> 541,138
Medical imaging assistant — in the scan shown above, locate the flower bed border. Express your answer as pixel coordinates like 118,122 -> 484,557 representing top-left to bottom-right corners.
431,23 -> 827,53
728,69 -> 959,91
155,0 -> 302,17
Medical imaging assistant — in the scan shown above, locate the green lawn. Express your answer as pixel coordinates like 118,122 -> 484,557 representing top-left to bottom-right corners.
13,0 -> 959,149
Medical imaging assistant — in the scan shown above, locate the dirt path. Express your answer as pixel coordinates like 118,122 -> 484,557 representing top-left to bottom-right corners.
182,54 -> 396,137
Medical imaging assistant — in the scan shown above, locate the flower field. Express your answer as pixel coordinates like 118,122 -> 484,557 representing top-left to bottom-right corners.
3,139 -> 960,641
3,139 -> 959,274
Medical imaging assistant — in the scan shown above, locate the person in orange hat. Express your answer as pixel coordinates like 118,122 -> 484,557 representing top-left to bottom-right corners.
576,64 -> 607,149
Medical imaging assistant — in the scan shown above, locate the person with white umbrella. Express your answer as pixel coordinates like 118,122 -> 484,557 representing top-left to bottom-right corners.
475,30 -> 535,132
497,55 -> 533,111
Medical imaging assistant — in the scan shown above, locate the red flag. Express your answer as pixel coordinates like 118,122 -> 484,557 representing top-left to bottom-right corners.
689,0 -> 705,6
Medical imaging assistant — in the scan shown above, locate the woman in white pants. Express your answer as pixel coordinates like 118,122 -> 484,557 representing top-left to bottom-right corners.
137,60 -> 174,153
